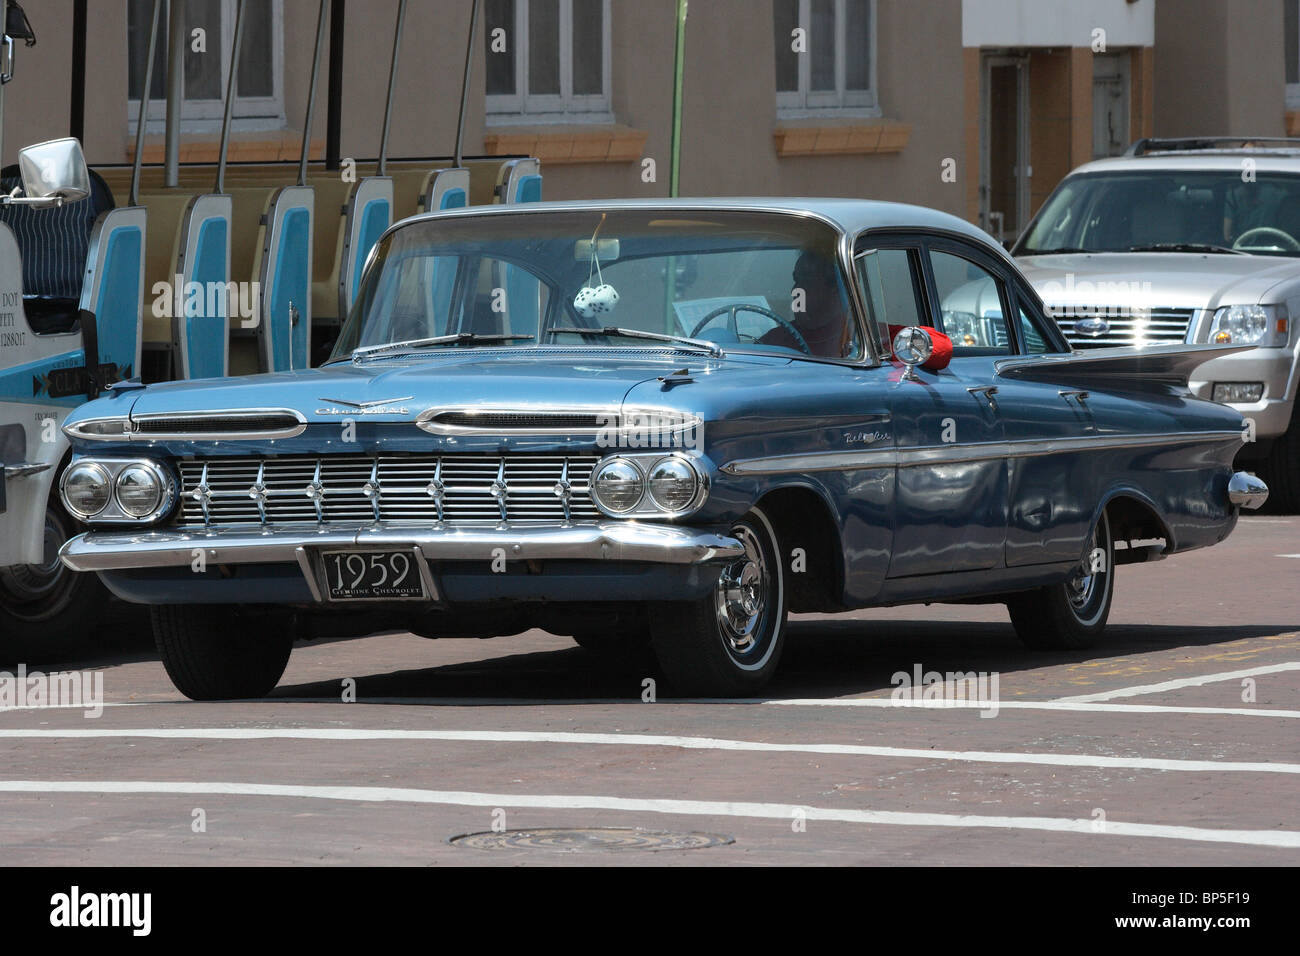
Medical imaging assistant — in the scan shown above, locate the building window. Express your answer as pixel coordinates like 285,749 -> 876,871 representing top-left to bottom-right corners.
1288,0 -> 1300,108
485,0 -> 612,123
774,0 -> 877,118
127,0 -> 285,131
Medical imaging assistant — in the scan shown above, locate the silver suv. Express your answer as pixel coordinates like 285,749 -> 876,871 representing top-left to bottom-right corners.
1013,137 -> 1300,510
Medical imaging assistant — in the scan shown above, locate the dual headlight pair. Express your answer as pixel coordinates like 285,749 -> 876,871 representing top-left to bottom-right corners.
590,454 -> 706,517
61,459 -> 176,523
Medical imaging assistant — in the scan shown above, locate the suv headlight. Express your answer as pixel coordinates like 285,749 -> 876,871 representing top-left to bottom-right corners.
61,462 -> 112,518
943,310 -> 981,346
1208,304 -> 1289,346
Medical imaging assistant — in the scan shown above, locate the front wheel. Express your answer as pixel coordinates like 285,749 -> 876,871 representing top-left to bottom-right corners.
1008,510 -> 1114,650
151,605 -> 294,700
1258,405 -> 1300,513
649,507 -> 787,696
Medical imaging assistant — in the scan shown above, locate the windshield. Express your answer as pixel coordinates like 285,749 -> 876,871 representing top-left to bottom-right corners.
1016,169 -> 1300,257
329,209 -> 863,361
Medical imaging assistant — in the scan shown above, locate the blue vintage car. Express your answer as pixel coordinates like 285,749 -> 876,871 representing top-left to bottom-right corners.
55,198 -> 1267,699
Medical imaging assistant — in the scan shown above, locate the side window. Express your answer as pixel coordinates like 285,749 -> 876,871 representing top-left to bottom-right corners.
928,249 -> 1012,356
1018,306 -> 1050,354
855,248 -> 925,356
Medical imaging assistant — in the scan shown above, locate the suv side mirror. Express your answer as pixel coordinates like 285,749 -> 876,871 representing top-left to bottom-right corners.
9,137 -> 90,207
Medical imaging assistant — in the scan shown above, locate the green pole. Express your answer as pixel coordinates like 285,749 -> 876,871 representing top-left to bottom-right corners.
664,0 -> 687,332
668,0 -> 687,197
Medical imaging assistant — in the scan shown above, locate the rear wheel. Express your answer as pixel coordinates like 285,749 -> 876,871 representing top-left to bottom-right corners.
0,501 -> 107,661
649,507 -> 786,696
1008,511 -> 1114,650
151,605 -> 294,700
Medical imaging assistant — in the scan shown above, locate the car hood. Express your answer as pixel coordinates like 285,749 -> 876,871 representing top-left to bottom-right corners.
1016,252 -> 1300,310
115,350 -> 788,422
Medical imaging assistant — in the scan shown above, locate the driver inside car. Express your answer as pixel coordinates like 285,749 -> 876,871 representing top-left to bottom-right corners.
756,249 -> 857,358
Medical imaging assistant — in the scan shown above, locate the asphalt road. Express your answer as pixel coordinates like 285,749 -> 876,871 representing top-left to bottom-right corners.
1,515 -> 1297,865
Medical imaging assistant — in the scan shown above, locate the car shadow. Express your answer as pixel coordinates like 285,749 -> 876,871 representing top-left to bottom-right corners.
264,618 -> 1294,704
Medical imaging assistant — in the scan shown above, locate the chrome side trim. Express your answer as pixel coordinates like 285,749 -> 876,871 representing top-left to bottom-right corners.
720,430 -> 1244,476
3,462 -> 52,479
60,521 -> 744,572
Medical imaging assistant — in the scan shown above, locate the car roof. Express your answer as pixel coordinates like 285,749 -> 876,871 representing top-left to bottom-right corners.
395,197 -> 998,248
1065,153 -> 1300,176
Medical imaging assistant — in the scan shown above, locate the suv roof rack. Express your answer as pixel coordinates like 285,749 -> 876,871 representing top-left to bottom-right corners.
1125,136 -> 1300,156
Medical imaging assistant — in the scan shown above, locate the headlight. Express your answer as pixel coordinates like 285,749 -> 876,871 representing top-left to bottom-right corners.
61,462 -> 111,518
114,463 -> 164,517
591,457 -> 644,514
646,456 -> 700,512
1208,305 -> 1288,346
943,310 -> 981,346
60,458 -> 175,524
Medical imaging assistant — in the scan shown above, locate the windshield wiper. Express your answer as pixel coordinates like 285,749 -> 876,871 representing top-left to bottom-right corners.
1127,242 -> 1247,255
1022,246 -> 1093,255
547,326 -> 723,357
351,332 -> 535,361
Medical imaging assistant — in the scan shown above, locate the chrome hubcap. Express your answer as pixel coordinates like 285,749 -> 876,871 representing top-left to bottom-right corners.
714,527 -> 768,655
1067,526 -> 1103,611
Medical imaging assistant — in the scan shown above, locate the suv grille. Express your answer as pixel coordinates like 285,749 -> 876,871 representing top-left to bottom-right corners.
1050,307 -> 1195,348
176,454 -> 600,527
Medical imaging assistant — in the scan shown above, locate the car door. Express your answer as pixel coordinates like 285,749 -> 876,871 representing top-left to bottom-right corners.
993,285 -> 1101,567
855,237 -> 1008,577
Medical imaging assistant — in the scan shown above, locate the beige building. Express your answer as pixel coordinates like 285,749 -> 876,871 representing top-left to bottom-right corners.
0,0 -> 1295,240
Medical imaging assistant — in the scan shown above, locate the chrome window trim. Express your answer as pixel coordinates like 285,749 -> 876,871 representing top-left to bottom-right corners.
720,430 -> 1245,476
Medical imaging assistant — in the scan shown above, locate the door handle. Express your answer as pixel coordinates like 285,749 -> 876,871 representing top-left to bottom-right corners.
1058,389 -> 1089,403
967,385 -> 998,411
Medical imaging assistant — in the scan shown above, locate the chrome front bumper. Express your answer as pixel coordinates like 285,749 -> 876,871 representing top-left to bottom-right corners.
59,521 -> 745,573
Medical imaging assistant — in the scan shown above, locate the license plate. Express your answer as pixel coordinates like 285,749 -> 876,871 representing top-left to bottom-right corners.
320,549 -> 427,602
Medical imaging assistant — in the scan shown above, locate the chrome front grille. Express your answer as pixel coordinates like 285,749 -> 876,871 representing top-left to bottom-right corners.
176,454 -> 600,527
1050,307 -> 1195,348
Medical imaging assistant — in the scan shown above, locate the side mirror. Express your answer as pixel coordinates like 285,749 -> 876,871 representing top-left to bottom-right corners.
892,326 -> 934,381
10,137 -> 90,207
890,325 -> 953,379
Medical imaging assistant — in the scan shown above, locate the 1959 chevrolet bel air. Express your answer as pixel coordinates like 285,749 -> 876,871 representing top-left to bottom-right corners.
55,198 -> 1267,700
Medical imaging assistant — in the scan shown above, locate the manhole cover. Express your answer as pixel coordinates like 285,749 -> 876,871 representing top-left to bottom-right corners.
449,827 -> 734,852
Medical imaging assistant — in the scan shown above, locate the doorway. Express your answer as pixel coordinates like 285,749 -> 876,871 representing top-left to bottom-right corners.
979,53 -> 1029,243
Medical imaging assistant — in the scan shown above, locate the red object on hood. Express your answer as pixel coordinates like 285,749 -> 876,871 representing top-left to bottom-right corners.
885,325 -> 952,372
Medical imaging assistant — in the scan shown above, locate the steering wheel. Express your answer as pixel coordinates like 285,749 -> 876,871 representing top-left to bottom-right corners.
1233,226 -> 1300,251
688,303 -> 812,354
